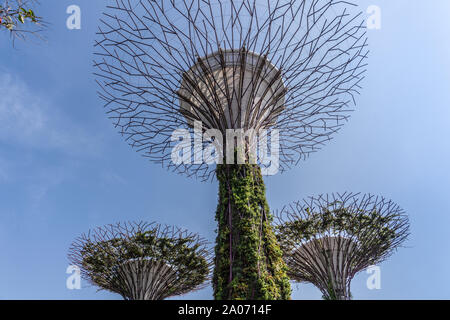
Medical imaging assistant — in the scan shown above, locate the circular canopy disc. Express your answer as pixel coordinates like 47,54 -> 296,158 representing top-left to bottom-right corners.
179,49 -> 286,132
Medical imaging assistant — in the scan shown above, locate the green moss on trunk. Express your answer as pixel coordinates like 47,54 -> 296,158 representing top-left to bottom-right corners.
213,163 -> 291,300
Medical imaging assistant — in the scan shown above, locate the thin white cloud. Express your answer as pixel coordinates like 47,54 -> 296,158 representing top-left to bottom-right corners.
0,74 -> 46,140
0,73 -> 102,155
100,171 -> 128,186
0,73 -> 106,208
27,165 -> 70,208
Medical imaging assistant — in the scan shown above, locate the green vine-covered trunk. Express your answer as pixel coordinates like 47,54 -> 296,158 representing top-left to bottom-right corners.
213,163 -> 291,300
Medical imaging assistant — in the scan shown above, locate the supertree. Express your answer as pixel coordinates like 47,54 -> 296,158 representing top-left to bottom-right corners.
68,221 -> 212,300
275,193 -> 410,300
93,0 -> 368,299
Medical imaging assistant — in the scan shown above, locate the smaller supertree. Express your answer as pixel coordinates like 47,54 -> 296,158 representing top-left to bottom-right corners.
276,193 -> 409,300
68,221 -> 212,300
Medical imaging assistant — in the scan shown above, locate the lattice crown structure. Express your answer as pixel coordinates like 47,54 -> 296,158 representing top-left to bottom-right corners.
276,193 -> 410,300
178,48 -> 286,131
68,222 -> 212,300
94,0 -> 368,181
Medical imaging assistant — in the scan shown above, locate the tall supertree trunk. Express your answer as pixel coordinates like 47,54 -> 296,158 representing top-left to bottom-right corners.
213,163 -> 291,300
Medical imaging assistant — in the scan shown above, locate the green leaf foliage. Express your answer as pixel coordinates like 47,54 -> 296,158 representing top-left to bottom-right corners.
0,1 -> 42,35
80,229 -> 209,298
213,163 -> 291,300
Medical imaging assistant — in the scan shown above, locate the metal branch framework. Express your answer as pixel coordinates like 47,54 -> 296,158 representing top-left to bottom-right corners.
94,0 -> 368,181
275,193 -> 410,300
68,221 -> 212,300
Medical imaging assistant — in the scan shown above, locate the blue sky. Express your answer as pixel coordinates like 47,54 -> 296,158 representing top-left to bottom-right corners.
0,0 -> 449,300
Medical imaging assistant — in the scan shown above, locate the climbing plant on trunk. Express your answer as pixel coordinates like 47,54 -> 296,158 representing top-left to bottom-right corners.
214,163 -> 291,300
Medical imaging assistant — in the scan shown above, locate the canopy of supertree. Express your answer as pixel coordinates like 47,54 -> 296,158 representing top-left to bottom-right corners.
68,222 -> 212,300
94,0 -> 369,181
275,193 -> 410,300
